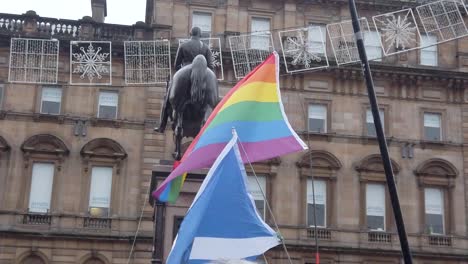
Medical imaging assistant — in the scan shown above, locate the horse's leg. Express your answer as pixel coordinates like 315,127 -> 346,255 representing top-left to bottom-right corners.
173,110 -> 184,161
155,80 -> 171,133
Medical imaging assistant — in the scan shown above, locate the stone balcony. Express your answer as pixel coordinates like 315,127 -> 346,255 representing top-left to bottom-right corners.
0,11 -> 154,41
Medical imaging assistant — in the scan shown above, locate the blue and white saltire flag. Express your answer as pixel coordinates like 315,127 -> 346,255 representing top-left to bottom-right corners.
167,132 -> 280,263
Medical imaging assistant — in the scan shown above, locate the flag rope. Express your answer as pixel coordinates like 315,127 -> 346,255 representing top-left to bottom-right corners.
126,177 -> 152,264
236,133 -> 293,264
299,96 -> 321,264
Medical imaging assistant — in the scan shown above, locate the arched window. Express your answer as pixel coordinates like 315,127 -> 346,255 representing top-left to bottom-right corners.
20,134 -> 69,217
355,154 -> 400,234
80,138 -> 127,223
415,158 -> 458,239
297,150 -> 342,234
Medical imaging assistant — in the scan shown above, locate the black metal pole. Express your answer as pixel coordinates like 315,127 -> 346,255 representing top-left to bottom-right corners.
348,1 -> 413,263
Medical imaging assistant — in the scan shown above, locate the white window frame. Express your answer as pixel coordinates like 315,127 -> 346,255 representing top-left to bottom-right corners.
366,183 -> 386,231
364,30 -> 382,61
247,175 -> 266,220
192,11 -> 212,38
424,187 -> 445,235
97,91 -> 119,119
40,87 -> 62,115
423,112 -> 442,141
420,34 -> 438,66
308,104 -> 327,133
88,166 -> 113,217
28,163 -> 55,213
306,179 -> 327,228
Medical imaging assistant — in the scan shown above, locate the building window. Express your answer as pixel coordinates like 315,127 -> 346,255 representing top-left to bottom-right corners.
28,163 -> 55,213
247,175 -> 266,219
366,183 -> 385,231
364,31 -> 382,61
307,179 -> 326,227
420,34 -> 438,66
308,104 -> 327,133
173,216 -> 184,240
366,109 -> 384,137
425,188 -> 445,234
424,113 -> 442,141
98,91 -> 118,119
40,87 -> 62,114
251,17 -> 271,50
308,24 -> 326,56
88,167 -> 113,217
192,12 -> 212,38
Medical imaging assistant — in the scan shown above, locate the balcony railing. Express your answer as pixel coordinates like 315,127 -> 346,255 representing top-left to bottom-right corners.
22,213 -> 51,225
307,228 -> 332,240
0,12 -> 147,41
83,217 -> 112,229
368,231 -> 392,243
427,235 -> 452,246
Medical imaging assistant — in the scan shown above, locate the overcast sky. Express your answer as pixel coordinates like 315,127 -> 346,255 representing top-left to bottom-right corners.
2,0 -> 146,25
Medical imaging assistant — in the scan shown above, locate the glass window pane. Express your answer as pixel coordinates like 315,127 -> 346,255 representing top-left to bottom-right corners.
192,12 -> 212,35
0,84 -> 4,109
247,175 -> 266,219
307,179 -> 326,227
41,101 -> 61,114
41,87 -> 61,114
424,113 -> 441,141
98,91 -> 118,118
29,163 -> 54,213
425,188 -> 444,234
366,183 -> 385,231
251,17 -> 270,32
308,24 -> 326,55
308,104 -> 327,133
364,31 -> 382,61
420,34 -> 438,66
89,167 -> 113,217
366,109 -> 384,136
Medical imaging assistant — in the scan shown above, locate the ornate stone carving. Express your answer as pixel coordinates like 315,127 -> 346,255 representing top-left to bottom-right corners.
0,135 -> 10,153
20,134 -> 69,169
414,158 -> 458,187
297,150 -> 342,170
355,154 -> 400,175
80,138 -> 127,174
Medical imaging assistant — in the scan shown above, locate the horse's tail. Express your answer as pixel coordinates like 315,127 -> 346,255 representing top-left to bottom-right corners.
190,55 -> 207,105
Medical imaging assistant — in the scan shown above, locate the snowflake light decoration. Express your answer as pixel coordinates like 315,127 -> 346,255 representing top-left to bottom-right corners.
373,9 -> 421,56
279,27 -> 329,73
70,41 -> 111,85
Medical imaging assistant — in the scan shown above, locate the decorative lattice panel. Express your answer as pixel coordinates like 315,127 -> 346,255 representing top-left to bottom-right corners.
70,41 -> 111,85
279,27 -> 329,73
176,38 -> 224,80
124,40 -> 171,85
416,0 -> 468,43
9,38 -> 59,84
373,8 -> 422,56
327,18 -> 370,65
228,32 -> 274,79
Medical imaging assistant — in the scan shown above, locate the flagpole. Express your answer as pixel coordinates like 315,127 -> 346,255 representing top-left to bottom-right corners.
347,0 -> 413,263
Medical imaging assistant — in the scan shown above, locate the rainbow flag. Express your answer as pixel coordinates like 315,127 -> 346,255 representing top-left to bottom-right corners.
153,52 -> 307,203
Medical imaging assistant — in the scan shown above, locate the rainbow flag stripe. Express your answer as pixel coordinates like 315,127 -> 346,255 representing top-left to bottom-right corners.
153,52 -> 307,203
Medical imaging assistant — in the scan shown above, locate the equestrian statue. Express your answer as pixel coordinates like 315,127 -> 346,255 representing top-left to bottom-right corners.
155,27 -> 219,160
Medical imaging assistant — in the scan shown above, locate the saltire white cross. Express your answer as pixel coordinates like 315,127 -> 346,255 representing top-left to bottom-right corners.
167,132 -> 280,263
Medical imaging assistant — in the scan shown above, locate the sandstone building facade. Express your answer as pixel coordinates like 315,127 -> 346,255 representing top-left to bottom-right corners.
1,0 -> 468,264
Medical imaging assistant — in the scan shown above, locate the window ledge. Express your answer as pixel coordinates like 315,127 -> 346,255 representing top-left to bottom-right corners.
90,117 -> 122,128
32,113 -> 65,124
420,140 -> 449,148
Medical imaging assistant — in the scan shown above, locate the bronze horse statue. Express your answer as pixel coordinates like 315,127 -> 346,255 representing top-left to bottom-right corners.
155,54 -> 219,160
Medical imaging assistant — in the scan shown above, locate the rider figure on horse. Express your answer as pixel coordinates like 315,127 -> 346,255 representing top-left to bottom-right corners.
175,27 -> 214,71
156,26 -> 214,133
